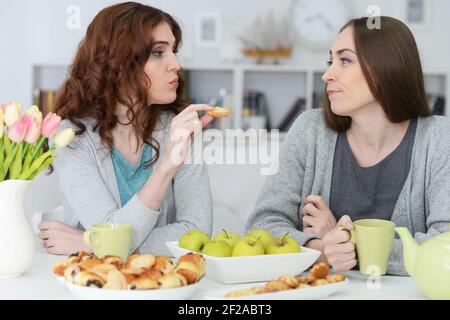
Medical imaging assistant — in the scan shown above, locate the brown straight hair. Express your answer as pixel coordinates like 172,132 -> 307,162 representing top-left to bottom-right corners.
324,16 -> 432,132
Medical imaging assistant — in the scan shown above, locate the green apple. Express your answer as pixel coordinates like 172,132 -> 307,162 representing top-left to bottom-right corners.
266,233 -> 301,254
202,240 -> 232,257
213,230 -> 241,249
178,230 -> 210,253
245,229 -> 273,248
231,237 -> 265,257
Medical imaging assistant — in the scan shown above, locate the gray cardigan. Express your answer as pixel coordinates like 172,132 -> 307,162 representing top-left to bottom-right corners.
54,112 -> 212,256
246,109 -> 450,276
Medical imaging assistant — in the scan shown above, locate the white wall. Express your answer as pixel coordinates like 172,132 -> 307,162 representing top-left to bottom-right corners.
1,0 -> 450,107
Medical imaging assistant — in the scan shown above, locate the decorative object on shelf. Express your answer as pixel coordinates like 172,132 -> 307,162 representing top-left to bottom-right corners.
32,88 -> 57,117
242,90 -> 271,130
239,10 -> 295,64
290,0 -> 354,50
406,0 -> 431,29
0,102 -> 75,279
195,12 -> 221,48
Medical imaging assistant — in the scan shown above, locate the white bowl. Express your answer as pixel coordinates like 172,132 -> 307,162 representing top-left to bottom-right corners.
206,279 -> 349,300
166,241 -> 321,284
65,280 -> 200,300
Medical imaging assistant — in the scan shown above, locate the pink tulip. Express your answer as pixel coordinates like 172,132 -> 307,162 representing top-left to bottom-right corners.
41,112 -> 62,138
0,103 -> 8,111
8,120 -> 27,143
24,117 -> 41,144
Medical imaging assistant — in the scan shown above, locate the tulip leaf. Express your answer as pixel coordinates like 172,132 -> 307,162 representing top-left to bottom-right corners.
9,143 -> 23,179
28,155 -> 57,180
18,148 -> 55,180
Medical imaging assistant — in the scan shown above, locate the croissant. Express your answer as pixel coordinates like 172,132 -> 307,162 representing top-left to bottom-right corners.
79,258 -> 103,271
207,106 -> 231,118
127,254 -> 156,270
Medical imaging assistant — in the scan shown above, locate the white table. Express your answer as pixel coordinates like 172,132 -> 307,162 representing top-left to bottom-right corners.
0,240 -> 426,300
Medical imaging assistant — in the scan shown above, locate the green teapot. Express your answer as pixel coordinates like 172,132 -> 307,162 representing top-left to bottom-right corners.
395,224 -> 450,300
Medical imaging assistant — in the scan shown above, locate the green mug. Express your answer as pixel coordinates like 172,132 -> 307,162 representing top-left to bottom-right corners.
83,223 -> 132,260
339,219 -> 395,276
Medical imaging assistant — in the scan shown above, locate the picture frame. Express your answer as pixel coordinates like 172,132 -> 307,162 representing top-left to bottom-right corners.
195,12 -> 221,47
405,0 -> 431,30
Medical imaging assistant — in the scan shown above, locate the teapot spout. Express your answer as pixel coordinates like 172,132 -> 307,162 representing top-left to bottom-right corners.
395,227 -> 418,277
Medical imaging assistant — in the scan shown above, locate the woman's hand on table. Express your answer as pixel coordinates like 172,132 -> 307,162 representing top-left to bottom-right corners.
322,215 -> 357,272
302,195 -> 337,238
38,221 -> 91,255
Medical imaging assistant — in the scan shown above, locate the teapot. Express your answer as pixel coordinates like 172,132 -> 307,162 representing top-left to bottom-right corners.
395,225 -> 450,300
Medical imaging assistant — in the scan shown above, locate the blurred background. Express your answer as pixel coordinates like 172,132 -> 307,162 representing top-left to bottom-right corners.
0,0 -> 448,131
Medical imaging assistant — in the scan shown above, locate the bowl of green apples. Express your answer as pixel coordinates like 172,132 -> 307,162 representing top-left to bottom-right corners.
166,229 -> 321,284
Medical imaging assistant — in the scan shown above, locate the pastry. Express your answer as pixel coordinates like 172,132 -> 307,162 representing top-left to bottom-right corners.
88,263 -> 118,281
264,280 -> 291,292
103,270 -> 127,290
309,262 -> 329,279
158,272 -> 187,289
207,106 -> 231,118
153,256 -> 176,274
278,275 -> 300,288
63,263 -> 81,283
129,276 -> 159,290
79,258 -> 103,271
103,255 -> 124,269
74,271 -> 105,288
128,254 -> 155,270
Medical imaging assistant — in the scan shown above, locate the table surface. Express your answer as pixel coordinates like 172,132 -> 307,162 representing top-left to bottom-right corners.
0,239 -> 426,300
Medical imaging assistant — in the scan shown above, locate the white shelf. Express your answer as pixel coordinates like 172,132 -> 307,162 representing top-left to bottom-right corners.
32,63 -> 450,129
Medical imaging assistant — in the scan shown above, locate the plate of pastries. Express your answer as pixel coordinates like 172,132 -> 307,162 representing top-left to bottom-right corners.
52,251 -> 205,300
205,262 -> 348,300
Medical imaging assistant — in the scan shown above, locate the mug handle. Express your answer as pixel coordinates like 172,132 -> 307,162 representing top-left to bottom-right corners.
338,226 -> 356,244
83,231 -> 100,248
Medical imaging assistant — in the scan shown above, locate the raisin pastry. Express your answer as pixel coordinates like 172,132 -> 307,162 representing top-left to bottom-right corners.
207,106 -> 231,118
79,258 -> 103,271
153,256 -> 176,274
327,274 -> 346,283
103,270 -> 127,290
157,272 -> 187,289
103,255 -> 124,269
175,253 -> 206,284
127,254 -> 156,270
129,276 -> 159,290
63,263 -> 81,283
74,271 -> 105,288
88,263 -> 118,282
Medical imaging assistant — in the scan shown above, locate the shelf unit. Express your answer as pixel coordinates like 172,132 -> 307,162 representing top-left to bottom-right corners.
32,63 -> 449,130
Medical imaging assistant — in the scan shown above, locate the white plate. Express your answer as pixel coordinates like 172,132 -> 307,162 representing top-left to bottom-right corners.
55,276 -> 66,286
166,241 -> 321,284
65,280 -> 200,300
206,279 -> 349,300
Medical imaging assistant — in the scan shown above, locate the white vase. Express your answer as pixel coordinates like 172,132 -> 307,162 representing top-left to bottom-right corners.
0,180 -> 35,278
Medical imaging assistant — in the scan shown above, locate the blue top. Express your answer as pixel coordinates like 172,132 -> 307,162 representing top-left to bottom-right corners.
111,144 -> 153,206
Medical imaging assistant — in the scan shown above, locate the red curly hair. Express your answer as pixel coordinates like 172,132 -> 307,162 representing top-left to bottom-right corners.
54,2 -> 188,165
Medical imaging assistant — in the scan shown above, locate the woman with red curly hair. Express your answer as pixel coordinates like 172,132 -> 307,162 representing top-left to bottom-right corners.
38,2 -> 214,256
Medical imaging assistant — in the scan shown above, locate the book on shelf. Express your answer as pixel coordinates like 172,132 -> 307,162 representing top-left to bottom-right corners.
33,88 -> 57,116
